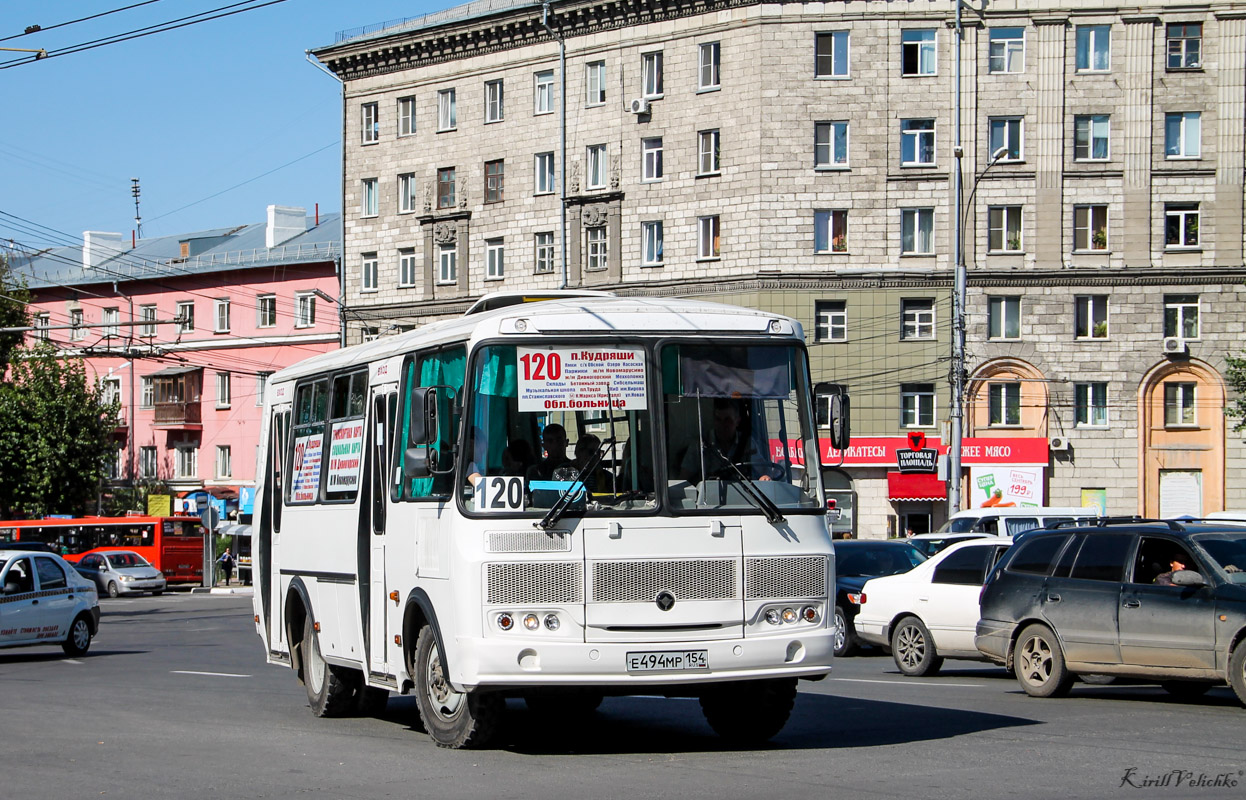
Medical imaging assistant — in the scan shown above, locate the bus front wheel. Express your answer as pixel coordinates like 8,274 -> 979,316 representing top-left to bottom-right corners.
699,678 -> 797,744
411,626 -> 501,749
302,616 -> 354,717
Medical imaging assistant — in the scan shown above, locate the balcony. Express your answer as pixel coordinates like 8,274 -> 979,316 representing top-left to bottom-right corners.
149,365 -> 203,429
153,401 -> 203,426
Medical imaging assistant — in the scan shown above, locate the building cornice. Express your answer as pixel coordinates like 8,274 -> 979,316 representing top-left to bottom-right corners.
969,266 -> 1246,287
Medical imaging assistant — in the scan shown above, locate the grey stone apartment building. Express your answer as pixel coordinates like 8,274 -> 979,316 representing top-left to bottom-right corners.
313,0 -> 1246,537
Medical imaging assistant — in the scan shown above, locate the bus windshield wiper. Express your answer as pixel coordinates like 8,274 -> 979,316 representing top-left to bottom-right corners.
710,445 -> 786,525
536,438 -> 615,530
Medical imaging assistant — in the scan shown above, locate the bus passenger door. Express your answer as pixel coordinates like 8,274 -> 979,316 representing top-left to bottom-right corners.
368,391 -> 397,678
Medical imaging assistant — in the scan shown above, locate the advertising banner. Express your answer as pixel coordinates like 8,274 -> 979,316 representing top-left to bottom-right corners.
970,466 -> 1045,508
517,347 -> 647,412
326,420 -> 365,491
290,433 -> 324,502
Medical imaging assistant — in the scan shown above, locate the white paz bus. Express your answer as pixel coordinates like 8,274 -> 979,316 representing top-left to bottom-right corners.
252,293 -> 846,748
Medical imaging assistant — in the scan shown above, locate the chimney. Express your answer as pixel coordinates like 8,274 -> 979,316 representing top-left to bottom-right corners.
266,205 -> 308,248
83,231 -> 126,270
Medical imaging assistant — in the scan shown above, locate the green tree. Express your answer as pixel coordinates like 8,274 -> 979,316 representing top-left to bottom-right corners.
1226,353 -> 1246,431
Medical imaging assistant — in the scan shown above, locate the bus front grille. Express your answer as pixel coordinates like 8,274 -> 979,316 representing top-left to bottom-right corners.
591,559 -> 737,602
744,556 -> 827,599
486,530 -> 572,553
486,562 -> 583,604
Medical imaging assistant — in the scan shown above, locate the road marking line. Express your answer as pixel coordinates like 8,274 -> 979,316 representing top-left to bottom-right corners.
171,670 -> 251,678
832,677 -> 985,687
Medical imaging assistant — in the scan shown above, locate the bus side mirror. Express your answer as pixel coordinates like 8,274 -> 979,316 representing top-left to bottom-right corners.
828,393 -> 850,452
402,446 -> 438,479
407,388 -> 438,446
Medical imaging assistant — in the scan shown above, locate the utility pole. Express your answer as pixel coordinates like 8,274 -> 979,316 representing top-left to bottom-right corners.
949,0 -> 966,515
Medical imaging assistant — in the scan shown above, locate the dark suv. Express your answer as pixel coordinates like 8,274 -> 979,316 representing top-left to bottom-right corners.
976,519 -> 1246,705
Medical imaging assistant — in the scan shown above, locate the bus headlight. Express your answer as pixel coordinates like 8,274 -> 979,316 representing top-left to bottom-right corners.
764,608 -> 782,626
497,613 -> 514,631
543,613 -> 560,631
523,613 -> 540,631
781,607 -> 798,624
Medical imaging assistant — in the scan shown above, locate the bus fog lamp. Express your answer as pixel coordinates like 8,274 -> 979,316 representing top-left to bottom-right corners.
497,612 -> 514,631
523,613 -> 540,631
764,608 -> 782,626
543,613 -> 560,631
781,607 -> 798,624
801,605 -> 819,623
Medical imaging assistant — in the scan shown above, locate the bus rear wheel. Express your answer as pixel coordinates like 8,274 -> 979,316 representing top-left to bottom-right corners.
699,678 -> 797,744
302,616 -> 354,717
411,626 -> 501,749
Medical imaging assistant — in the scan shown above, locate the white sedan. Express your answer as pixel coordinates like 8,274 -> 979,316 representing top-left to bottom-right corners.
0,549 -> 101,656
853,537 -> 1012,676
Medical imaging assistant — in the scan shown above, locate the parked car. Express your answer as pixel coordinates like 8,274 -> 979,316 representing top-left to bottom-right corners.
938,507 -> 1097,538
907,531 -> 997,558
855,537 -> 1013,676
0,549 -> 100,655
74,550 -> 167,597
976,518 -> 1246,705
833,539 -> 927,657
0,541 -> 56,553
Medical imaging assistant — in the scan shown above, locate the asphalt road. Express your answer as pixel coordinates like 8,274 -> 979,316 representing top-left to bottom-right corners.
3,593 -> 1243,800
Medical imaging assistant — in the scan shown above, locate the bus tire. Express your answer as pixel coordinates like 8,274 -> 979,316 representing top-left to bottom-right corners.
699,678 -> 797,744
411,626 -> 501,749
302,616 -> 354,717
62,613 -> 93,657
107,582 -> 119,598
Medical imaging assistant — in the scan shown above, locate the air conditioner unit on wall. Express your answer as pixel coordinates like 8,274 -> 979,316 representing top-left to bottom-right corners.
1049,436 -> 1070,452
628,98 -> 650,114
1162,336 -> 1188,355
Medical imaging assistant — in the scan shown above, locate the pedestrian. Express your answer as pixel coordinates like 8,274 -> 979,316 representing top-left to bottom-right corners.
217,548 -> 235,586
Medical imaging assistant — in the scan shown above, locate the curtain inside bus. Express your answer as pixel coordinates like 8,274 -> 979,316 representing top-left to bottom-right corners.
471,346 -> 518,476
400,346 -> 465,498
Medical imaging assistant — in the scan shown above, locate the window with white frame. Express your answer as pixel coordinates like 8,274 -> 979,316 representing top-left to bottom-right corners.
586,61 -> 606,105
437,88 -> 457,130
361,178 -> 378,217
535,151 -> 555,194
641,137 -> 663,181
256,372 -> 272,406
398,248 -> 417,288
900,383 -> 936,427
815,121 -> 849,168
32,313 -> 49,340
1164,382 -> 1197,427
177,300 -> 194,333
295,293 -> 315,328
900,208 -> 935,255
989,27 -> 1025,73
216,371 -> 231,408
361,253 -> 378,292
1075,25 -> 1110,72
139,304 -> 156,337
901,29 -> 936,76
1165,204 -> 1200,249
900,118 -> 935,165
437,167 -> 456,209
484,159 -> 504,204
698,42 -> 720,89
398,173 -> 417,213
216,445 -> 232,479
214,299 -> 230,332
438,244 -> 457,284
102,307 -> 119,337
141,376 -> 154,408
106,446 -> 124,481
698,215 -> 720,259
361,102 -> 379,144
1164,294 -> 1200,339
988,382 -> 1021,426
1075,382 -> 1108,427
484,79 -> 504,123
140,446 -> 157,479
257,295 -> 276,327
641,221 -> 663,266
988,116 -> 1023,161
901,298 -> 936,340
988,296 -> 1021,339
698,129 -> 720,175
814,209 -> 848,253
70,308 -> 84,340
398,96 -> 416,136
586,144 -> 607,189
641,51 -> 663,97
534,70 -> 555,114
815,31 -> 849,77
1075,295 -> 1109,339
1165,112 -> 1201,158
535,232 -> 555,274
988,206 -> 1023,252
585,226 -> 608,271
101,377 -> 121,406
176,446 -> 198,480
1073,205 -> 1108,251
486,238 -> 505,280
816,384 -> 849,428
1073,115 -> 1110,161
814,300 -> 847,342
1167,23 -> 1201,70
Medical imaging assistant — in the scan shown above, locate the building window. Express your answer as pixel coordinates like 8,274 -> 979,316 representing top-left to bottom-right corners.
698,129 -> 720,175
484,79 -> 504,123
534,232 -> 555,274
901,298 -> 936,340
437,88 -> 457,130
216,372 -> 231,408
1075,25 -> 1111,72
814,209 -> 848,253
139,304 -> 156,337
988,117 -> 1023,161
988,296 -> 1021,340
698,215 -> 720,260
214,299 -> 230,333
1164,382 -> 1197,427
484,159 -> 505,203
102,307 -> 119,337
437,167 -> 456,209
361,253 -> 378,292
900,208 -> 935,255
398,173 -> 417,213
1075,383 -> 1108,427
1165,112 -> 1201,158
901,383 -> 936,427
486,238 -> 505,280
176,446 -> 198,480
438,244 -> 458,284
586,144 -> 607,189
988,206 -> 1023,252
901,29 -> 936,76
1073,205 -> 1108,251
814,300 -> 847,342
534,70 -> 555,114
585,226 -> 608,271
140,446 -> 157,479
216,445 -> 232,479
535,151 -> 555,194
295,293 -> 315,328
900,118 -> 935,166
641,51 -> 663,97
174,301 -> 195,334
1164,294 -> 1200,339
361,102 -> 379,144
642,221 -> 663,266
1074,115 -> 1110,161
256,372 -> 272,406
399,248 -> 417,288
641,137 -> 663,181
398,96 -> 416,136
69,308 -> 84,340
586,60 -> 606,105
698,42 -> 720,89
1075,295 -> 1109,339
989,27 -> 1025,74
1167,23 -> 1202,70
361,178 -> 378,217
816,384 -> 849,428
1165,204 -> 1200,249
258,295 -> 276,327
815,121 -> 849,168
141,376 -> 154,408
101,377 -> 121,407
815,31 -> 849,78
988,382 -> 1021,426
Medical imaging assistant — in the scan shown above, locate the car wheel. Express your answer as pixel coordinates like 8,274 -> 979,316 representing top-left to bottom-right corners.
699,678 -> 797,744
891,616 -> 943,677
1229,643 -> 1246,708
302,616 -> 354,717
1078,674 -> 1116,686
1160,681 -> 1212,700
61,614 -> 93,657
106,582 -> 119,598
410,626 -> 501,748
1014,623 -> 1074,698
833,605 -> 858,657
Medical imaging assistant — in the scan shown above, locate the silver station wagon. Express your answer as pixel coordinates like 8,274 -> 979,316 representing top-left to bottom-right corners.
0,550 -> 101,656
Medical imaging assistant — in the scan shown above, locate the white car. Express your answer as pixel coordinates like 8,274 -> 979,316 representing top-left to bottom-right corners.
853,537 -> 1012,676
907,532 -> 997,558
0,549 -> 101,656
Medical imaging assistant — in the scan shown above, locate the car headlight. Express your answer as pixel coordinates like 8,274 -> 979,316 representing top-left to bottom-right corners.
119,575 -> 133,582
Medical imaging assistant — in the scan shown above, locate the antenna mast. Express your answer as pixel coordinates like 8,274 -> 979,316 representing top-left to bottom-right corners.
131,178 -> 143,239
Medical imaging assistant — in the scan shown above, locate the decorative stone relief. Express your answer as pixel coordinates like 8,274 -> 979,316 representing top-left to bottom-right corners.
458,175 -> 468,208
582,204 -> 608,227
423,183 -> 433,213
609,153 -> 621,189
434,223 -> 457,244
569,161 -> 581,194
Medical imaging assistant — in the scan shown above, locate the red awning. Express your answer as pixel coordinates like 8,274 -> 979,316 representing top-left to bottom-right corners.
887,472 -> 947,502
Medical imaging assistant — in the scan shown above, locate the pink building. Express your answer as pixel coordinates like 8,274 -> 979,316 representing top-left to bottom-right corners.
14,206 -> 341,507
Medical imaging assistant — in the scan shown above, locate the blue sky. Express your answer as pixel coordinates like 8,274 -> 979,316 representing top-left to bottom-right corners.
0,0 -> 447,249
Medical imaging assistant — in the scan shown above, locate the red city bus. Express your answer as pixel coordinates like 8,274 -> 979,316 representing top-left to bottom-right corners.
0,516 -> 205,583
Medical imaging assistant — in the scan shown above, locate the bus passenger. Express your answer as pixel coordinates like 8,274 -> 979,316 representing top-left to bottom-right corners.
680,400 -> 774,483
501,440 -> 535,476
526,424 -> 571,481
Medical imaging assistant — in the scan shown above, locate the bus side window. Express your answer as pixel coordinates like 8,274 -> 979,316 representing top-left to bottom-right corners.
397,345 -> 465,500
289,379 -> 329,503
